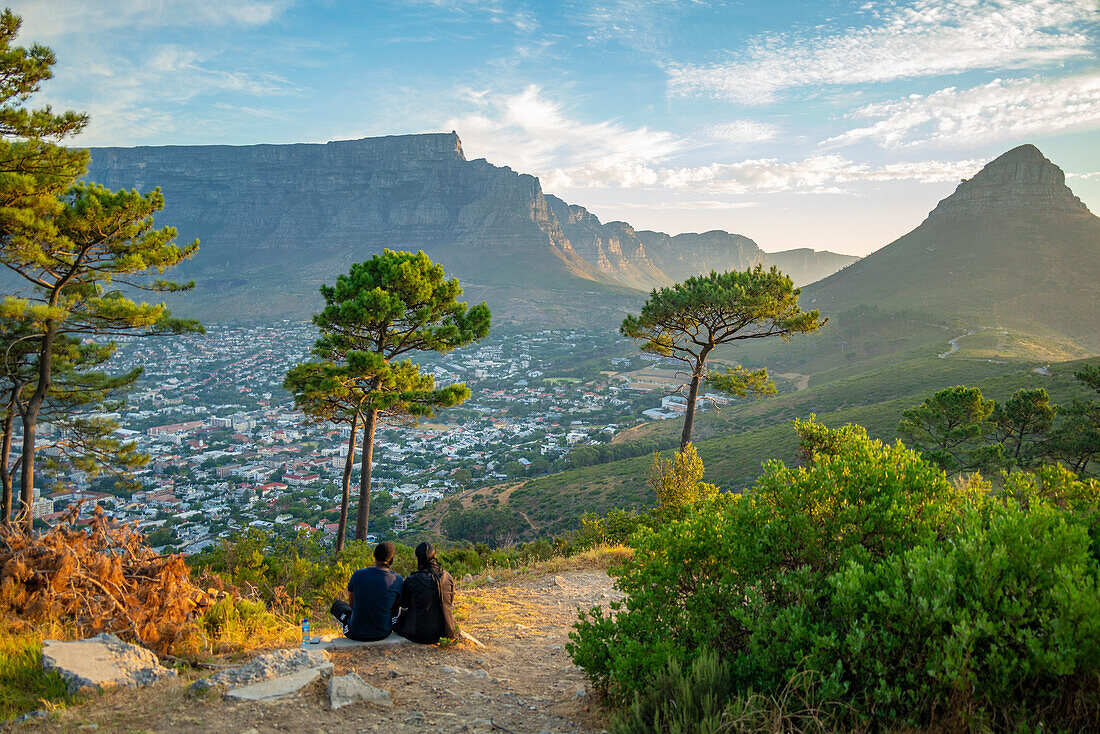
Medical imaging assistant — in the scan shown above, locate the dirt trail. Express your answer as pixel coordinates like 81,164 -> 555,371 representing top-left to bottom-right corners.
19,570 -> 622,734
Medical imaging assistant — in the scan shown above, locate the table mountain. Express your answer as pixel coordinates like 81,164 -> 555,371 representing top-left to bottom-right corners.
803,144 -> 1100,351
82,133 -> 854,325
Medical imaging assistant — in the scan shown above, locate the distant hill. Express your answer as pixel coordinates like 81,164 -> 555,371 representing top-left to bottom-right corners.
80,132 -> 855,325
545,193 -> 857,290
803,144 -> 1100,352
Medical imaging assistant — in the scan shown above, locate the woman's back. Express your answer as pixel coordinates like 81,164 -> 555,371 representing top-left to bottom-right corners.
394,542 -> 458,644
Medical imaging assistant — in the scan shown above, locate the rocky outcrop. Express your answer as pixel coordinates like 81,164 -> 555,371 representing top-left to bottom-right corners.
191,647 -> 333,693
928,144 -> 1092,220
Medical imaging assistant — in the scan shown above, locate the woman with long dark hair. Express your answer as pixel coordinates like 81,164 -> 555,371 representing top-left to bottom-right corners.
394,541 -> 458,644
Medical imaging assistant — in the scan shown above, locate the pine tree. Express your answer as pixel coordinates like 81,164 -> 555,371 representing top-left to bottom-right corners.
303,250 -> 490,541
621,265 -> 823,451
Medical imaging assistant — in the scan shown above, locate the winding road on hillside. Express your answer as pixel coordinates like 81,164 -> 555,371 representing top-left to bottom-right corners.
938,330 -> 975,358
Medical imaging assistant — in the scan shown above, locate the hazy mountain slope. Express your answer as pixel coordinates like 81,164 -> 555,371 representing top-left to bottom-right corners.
545,195 -> 856,289
802,145 -> 1100,351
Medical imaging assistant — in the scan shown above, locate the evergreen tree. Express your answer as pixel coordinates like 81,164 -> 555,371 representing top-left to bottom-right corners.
620,265 -> 823,451
0,11 -> 198,530
2,183 -> 200,532
898,385 -> 1002,475
1048,364 -> 1100,477
308,250 -> 489,540
991,387 -> 1055,470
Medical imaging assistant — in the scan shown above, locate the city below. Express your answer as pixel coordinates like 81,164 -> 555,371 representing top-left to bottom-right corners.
25,322 -> 727,552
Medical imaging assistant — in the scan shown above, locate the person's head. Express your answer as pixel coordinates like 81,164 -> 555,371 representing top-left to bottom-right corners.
415,541 -> 438,570
374,541 -> 396,568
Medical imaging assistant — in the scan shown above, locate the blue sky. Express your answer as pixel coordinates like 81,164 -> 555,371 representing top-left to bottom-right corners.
17,0 -> 1100,255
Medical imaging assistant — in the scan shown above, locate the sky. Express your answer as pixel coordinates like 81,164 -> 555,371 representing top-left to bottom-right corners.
15,0 -> 1100,256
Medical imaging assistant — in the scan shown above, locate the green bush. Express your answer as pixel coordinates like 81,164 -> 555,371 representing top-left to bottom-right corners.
570,418 -> 1100,731
570,420 -> 957,700
821,501 -> 1100,730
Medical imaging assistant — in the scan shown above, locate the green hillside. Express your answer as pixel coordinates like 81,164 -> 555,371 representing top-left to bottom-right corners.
468,354 -> 1096,538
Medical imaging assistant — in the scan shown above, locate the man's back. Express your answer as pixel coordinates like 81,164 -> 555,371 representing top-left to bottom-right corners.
347,566 -> 403,641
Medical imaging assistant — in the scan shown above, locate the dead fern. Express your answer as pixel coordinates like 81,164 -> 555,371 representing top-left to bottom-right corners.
0,505 -> 220,656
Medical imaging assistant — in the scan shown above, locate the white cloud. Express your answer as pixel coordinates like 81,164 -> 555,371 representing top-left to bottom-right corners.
448,86 -> 981,195
667,0 -> 1098,103
446,85 -> 684,186
16,0 -> 292,40
708,120 -> 778,143
48,44 -> 298,146
825,73 -> 1100,147
636,156 -> 983,195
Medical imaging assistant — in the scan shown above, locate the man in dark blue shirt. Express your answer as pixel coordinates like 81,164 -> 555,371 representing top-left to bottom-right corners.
329,541 -> 403,641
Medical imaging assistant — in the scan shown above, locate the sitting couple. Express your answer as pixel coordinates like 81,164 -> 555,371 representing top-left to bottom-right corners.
330,541 -> 457,644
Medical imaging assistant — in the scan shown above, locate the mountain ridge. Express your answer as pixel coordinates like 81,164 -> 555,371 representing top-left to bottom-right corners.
803,143 -> 1100,351
81,132 -> 855,324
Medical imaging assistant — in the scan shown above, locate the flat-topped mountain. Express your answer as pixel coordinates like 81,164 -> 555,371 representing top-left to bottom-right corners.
83,133 -> 854,324
804,144 -> 1099,351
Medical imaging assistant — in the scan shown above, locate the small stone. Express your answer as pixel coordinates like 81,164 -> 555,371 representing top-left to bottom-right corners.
227,668 -> 321,702
404,712 -> 426,725
240,729 -> 260,734
442,665 -> 490,679
462,573 -> 474,584
575,686 -> 587,699
328,673 -> 393,710
553,575 -> 568,588
485,575 -> 495,583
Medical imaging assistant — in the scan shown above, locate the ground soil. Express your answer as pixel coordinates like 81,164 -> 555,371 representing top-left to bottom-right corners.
15,570 -> 623,734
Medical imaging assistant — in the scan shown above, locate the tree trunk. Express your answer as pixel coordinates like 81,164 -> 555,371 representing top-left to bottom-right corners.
679,372 -> 702,451
336,411 -> 360,553
19,324 -> 55,534
355,407 -> 378,541
0,386 -> 15,525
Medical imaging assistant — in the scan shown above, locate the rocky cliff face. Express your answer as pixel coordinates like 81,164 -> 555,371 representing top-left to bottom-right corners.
86,132 -> 599,290
83,132 -> 857,322
928,144 -> 1092,220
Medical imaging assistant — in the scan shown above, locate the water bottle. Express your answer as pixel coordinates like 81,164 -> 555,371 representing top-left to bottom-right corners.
301,618 -> 310,645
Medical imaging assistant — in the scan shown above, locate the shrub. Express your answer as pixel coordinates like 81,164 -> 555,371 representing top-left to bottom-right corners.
646,442 -> 716,508
570,420 -> 957,700
822,501 -> 1100,730
570,419 -> 1100,731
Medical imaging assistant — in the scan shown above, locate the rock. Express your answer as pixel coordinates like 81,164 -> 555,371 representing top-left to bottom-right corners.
575,686 -> 588,699
240,729 -> 260,734
404,712 -> 426,725
462,573 -> 474,584
454,721 -> 493,733
485,575 -> 496,584
328,673 -> 394,710
41,633 -> 177,695
317,632 -> 408,650
226,668 -> 321,702
192,648 -> 332,692
552,575 -> 568,588
442,665 -> 490,680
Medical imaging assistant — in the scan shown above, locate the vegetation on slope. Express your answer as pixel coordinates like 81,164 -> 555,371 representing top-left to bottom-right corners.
569,419 -> 1100,733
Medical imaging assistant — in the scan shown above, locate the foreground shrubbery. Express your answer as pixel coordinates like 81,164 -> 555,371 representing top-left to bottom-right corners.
569,418 -> 1100,733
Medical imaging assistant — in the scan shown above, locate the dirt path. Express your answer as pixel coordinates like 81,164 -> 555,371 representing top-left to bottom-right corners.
938,330 -> 975,358
19,570 -> 622,734
777,372 -> 810,391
